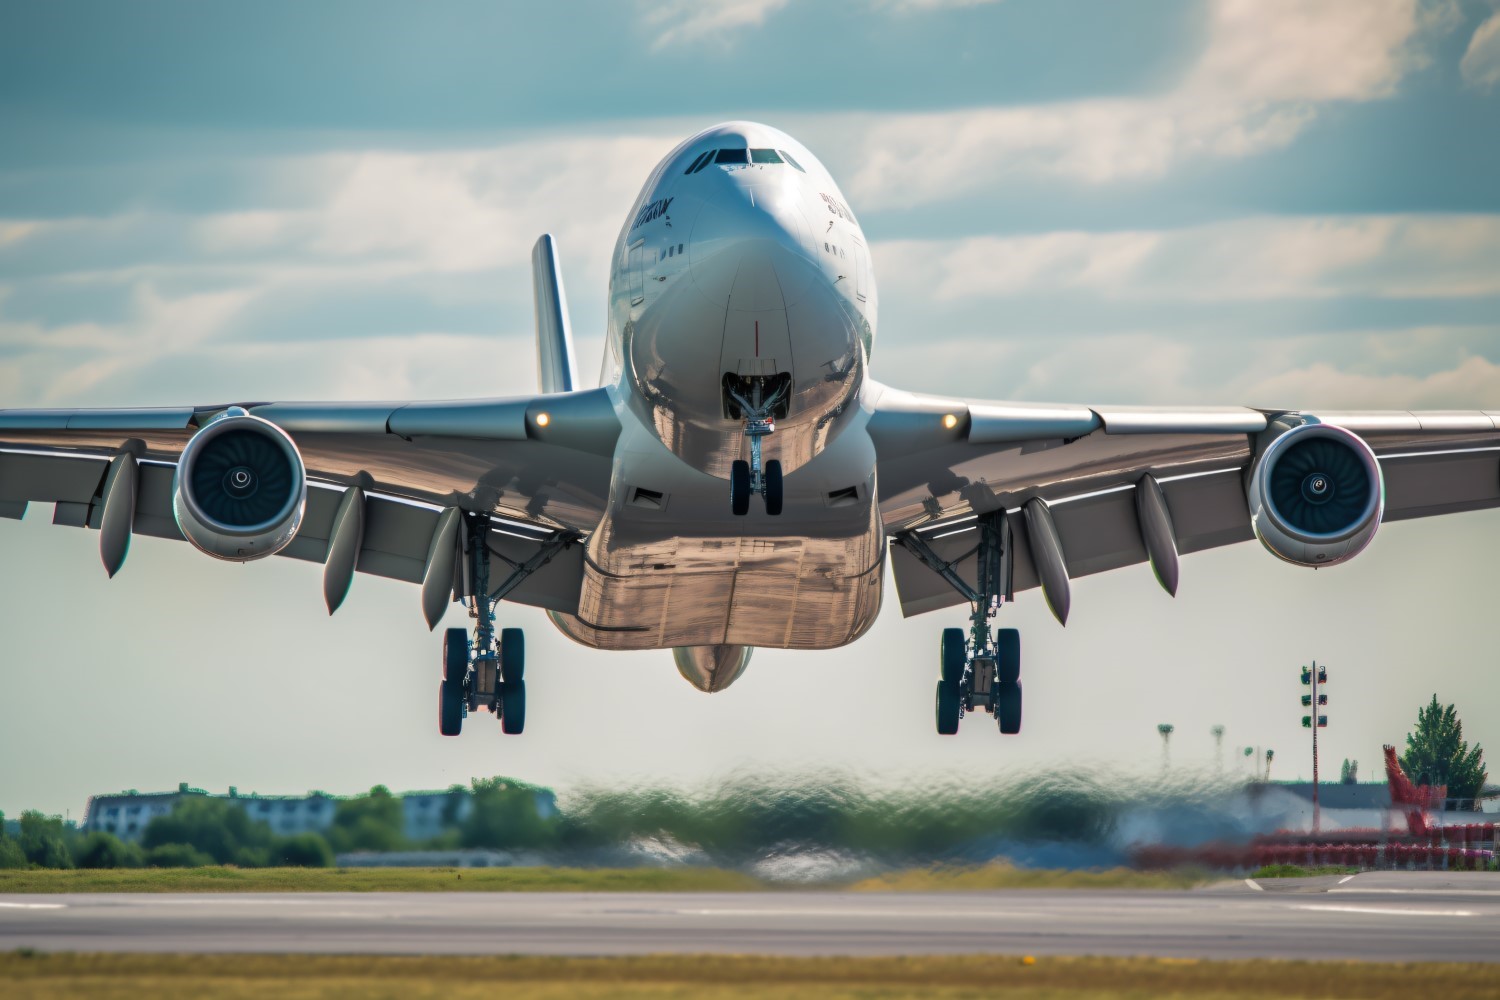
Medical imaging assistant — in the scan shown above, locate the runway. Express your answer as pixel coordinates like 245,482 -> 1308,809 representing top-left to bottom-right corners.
2,872 -> 1497,961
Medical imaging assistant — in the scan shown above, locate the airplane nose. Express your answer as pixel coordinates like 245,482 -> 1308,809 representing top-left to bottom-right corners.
688,179 -> 817,306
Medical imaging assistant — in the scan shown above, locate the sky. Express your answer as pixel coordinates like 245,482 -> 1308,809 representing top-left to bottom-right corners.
1,0 -> 1498,820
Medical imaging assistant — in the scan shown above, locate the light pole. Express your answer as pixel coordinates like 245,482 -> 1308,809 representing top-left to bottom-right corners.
1264,748 -> 1275,781
1157,723 -> 1175,771
1301,662 -> 1328,832
1211,725 -> 1226,775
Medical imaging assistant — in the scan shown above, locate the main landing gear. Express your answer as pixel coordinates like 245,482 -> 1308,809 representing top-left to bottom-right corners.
895,509 -> 1023,737
437,513 -> 575,737
726,376 -> 787,517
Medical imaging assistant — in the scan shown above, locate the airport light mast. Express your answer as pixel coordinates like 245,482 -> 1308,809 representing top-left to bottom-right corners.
1157,723 -> 1175,771
1211,725 -> 1225,774
1300,662 -> 1329,832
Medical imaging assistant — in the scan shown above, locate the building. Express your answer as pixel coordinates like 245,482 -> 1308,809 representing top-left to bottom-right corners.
82,781 -> 556,843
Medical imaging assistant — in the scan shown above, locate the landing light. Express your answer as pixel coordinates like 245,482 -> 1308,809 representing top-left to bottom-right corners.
536,412 -> 551,427
942,413 -> 958,430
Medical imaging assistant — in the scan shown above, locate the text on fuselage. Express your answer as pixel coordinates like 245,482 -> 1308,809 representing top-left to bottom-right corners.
631,197 -> 674,231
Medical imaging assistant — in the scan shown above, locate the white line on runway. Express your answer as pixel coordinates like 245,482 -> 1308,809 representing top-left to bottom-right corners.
1329,888 -> 1500,896
1290,904 -> 1478,917
1338,875 -> 1356,884
0,902 -> 65,910
1244,879 -> 1263,891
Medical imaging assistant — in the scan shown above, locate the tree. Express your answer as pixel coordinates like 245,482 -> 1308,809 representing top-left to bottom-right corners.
462,777 -> 559,851
1401,695 -> 1487,805
18,812 -> 72,869
271,833 -> 334,868
0,811 -> 27,869
141,796 -> 273,865
74,832 -> 145,869
327,786 -> 406,853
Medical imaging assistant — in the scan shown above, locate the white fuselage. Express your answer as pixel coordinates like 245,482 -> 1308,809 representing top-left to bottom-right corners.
547,123 -> 888,677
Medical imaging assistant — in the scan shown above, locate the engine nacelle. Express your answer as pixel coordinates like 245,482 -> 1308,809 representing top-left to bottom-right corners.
172,408 -> 307,562
1247,422 -> 1383,568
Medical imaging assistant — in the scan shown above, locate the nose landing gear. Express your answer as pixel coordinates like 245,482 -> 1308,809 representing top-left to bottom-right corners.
726,377 -> 788,516
898,509 -> 1023,737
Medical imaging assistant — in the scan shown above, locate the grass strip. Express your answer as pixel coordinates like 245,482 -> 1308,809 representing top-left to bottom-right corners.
2,951 -> 1496,999
848,863 -> 1211,891
1250,864 -> 1359,879
0,866 -> 765,894
0,864 -> 1217,894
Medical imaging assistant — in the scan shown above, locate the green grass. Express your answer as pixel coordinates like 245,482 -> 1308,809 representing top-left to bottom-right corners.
0,866 -> 765,894
1249,864 -> 1360,879
2,952 -> 1496,999
0,864 -> 1223,894
849,862 -> 1212,891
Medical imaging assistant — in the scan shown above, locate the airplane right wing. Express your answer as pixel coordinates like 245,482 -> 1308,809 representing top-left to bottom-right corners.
866,381 -> 1500,621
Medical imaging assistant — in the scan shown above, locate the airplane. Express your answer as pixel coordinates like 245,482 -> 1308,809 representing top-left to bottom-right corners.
3,121 -> 1498,738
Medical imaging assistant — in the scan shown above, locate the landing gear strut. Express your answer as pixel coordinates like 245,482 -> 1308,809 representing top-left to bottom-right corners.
896,509 -> 1023,737
726,377 -> 787,516
436,513 -> 575,737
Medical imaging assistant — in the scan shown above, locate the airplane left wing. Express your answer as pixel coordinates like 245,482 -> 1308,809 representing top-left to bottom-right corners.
867,381 -> 1500,621
0,388 -> 622,620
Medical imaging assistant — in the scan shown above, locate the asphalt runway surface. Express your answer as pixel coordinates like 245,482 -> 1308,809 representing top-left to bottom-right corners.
2,872 -> 1497,961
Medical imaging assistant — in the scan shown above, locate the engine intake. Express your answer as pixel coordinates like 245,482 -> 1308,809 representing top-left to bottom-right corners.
1247,422 -> 1383,567
173,409 -> 306,562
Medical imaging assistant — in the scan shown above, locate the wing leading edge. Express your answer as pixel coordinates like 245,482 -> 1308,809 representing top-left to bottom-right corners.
0,388 -> 622,618
868,382 -> 1500,619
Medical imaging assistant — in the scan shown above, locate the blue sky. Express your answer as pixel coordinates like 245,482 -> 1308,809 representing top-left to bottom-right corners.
2,1 -> 1498,819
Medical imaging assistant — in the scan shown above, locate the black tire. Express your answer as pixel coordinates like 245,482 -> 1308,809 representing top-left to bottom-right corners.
500,679 -> 526,735
500,627 -> 525,684
443,627 -> 469,683
764,460 -> 783,516
996,628 -> 1020,686
997,680 -> 1022,735
438,679 -> 463,736
939,627 -> 965,685
730,460 -> 751,516
935,679 -> 961,736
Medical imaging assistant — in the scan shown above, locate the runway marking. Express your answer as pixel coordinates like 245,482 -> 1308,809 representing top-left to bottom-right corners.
0,902 -> 65,910
1289,904 -> 1478,918
1329,888 -> 1500,897
1244,879 -> 1263,891
1338,875 -> 1356,884
669,908 -> 1062,920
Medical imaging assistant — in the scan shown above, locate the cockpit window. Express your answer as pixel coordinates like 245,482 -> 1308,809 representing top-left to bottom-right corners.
714,148 -> 749,165
750,148 -> 782,164
684,151 -> 714,174
778,150 -> 806,172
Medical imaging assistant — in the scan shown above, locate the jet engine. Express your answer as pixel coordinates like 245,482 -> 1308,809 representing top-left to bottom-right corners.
1247,422 -> 1383,567
172,408 -> 307,562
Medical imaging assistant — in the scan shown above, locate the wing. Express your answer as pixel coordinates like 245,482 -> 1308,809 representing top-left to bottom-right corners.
867,381 -> 1500,619
0,388 -> 621,618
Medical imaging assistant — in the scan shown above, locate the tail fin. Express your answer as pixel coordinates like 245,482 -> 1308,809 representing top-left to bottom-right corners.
531,234 -> 578,394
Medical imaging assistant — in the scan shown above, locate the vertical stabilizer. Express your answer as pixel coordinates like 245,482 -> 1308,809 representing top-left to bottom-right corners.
532,234 -> 578,393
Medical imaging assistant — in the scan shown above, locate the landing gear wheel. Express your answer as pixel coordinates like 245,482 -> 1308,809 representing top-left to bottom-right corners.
996,628 -> 1020,686
935,679 -> 961,735
939,627 -> 965,685
730,460 -> 751,516
500,679 -> 527,735
442,627 -> 469,683
500,627 -> 525,684
438,679 -> 464,736
764,460 -> 783,516
996,680 -> 1022,735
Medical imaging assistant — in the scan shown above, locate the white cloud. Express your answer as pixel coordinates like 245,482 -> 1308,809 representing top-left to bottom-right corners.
874,214 -> 1500,303
838,0 -> 1452,207
1459,9 -> 1500,91
644,0 -> 790,50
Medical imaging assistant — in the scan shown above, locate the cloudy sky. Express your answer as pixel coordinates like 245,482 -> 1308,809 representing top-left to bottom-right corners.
2,0 -> 1498,820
